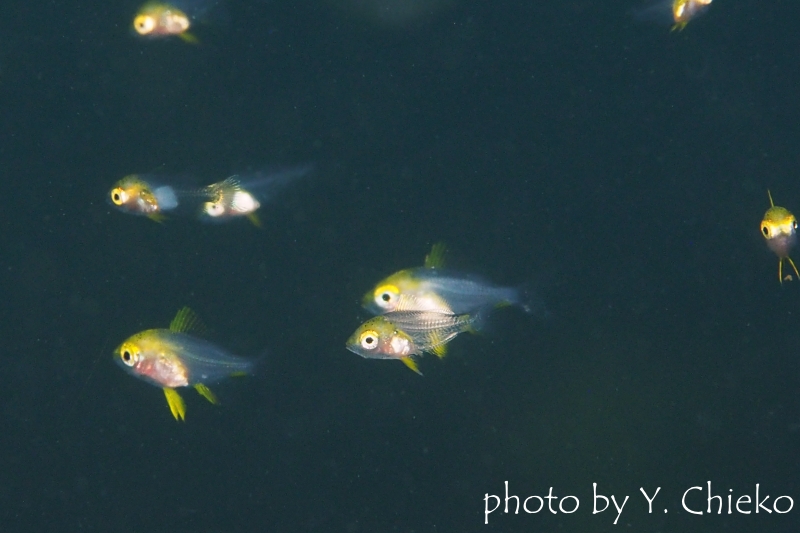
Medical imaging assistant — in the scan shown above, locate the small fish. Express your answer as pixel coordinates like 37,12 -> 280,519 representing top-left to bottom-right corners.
199,165 -> 313,226
346,309 -> 484,374
364,243 -> 537,315
632,0 -> 712,31
761,190 -> 799,283
115,307 -> 256,420
132,0 -> 220,43
109,174 -> 183,222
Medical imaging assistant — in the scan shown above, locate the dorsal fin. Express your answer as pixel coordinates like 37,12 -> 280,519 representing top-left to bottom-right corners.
169,307 -> 209,336
424,242 -> 447,269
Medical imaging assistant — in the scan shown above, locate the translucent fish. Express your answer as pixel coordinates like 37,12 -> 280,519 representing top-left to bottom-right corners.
364,243 -> 544,316
346,309 -> 484,374
132,0 -> 223,43
632,0 -> 712,31
114,307 -> 257,420
199,164 -> 313,226
761,190 -> 799,283
108,174 -> 205,222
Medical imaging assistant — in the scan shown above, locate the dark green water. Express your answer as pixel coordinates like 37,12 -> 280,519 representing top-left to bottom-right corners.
0,0 -> 798,531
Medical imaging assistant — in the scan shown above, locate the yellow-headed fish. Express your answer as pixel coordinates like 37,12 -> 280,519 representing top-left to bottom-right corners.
346,309 -> 484,374
364,243 -> 542,316
109,174 -> 182,222
109,174 -> 209,222
115,307 -> 256,420
632,0 -> 712,31
199,165 -> 313,227
761,190 -> 799,283
132,0 -> 221,43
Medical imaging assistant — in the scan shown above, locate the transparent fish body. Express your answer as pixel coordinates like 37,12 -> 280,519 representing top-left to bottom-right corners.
761,190 -> 799,283
133,0 -> 222,41
109,174 -> 206,221
632,0 -> 711,30
116,329 -> 255,388
346,309 -> 483,373
366,267 -> 523,315
199,164 -> 313,225
115,307 -> 256,420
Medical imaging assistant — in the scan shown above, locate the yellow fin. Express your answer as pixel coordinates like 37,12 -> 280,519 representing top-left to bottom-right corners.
431,342 -> 447,358
401,357 -> 423,375
169,307 -> 209,335
425,329 -> 449,358
178,32 -> 199,45
194,383 -> 218,404
163,388 -> 186,421
147,213 -> 166,223
424,242 -> 447,269
247,213 -> 263,228
670,21 -> 687,32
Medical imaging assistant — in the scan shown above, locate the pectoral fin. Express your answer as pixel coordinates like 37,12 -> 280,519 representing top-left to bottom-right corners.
163,388 -> 186,421
194,383 -> 218,405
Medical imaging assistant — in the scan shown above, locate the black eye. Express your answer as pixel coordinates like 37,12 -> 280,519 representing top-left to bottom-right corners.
122,350 -> 131,362
366,336 -> 375,344
113,193 -> 120,201
762,226 -> 769,236
381,293 -> 391,302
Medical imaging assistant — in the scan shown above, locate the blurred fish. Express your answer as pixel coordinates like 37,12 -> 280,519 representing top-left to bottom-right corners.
364,243 -> 544,316
346,309 -> 484,374
632,0 -> 712,31
132,0 -> 222,43
761,190 -> 799,283
199,165 -> 313,226
109,174 -> 186,222
114,307 -> 257,420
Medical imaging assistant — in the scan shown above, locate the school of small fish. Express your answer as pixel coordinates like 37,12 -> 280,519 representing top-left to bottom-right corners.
112,0 -> 727,419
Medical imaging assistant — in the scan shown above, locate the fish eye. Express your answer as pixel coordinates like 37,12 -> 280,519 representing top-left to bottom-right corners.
359,330 -> 380,350
374,285 -> 399,308
111,188 -> 128,206
761,224 -> 770,237
204,202 -> 225,217
793,220 -> 798,230
133,15 -> 156,35
120,348 -> 137,366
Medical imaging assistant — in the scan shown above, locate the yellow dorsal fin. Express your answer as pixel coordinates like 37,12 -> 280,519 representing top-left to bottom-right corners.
169,307 -> 209,335
163,388 -> 186,421
424,242 -> 447,269
401,357 -> 423,375
194,383 -> 218,404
